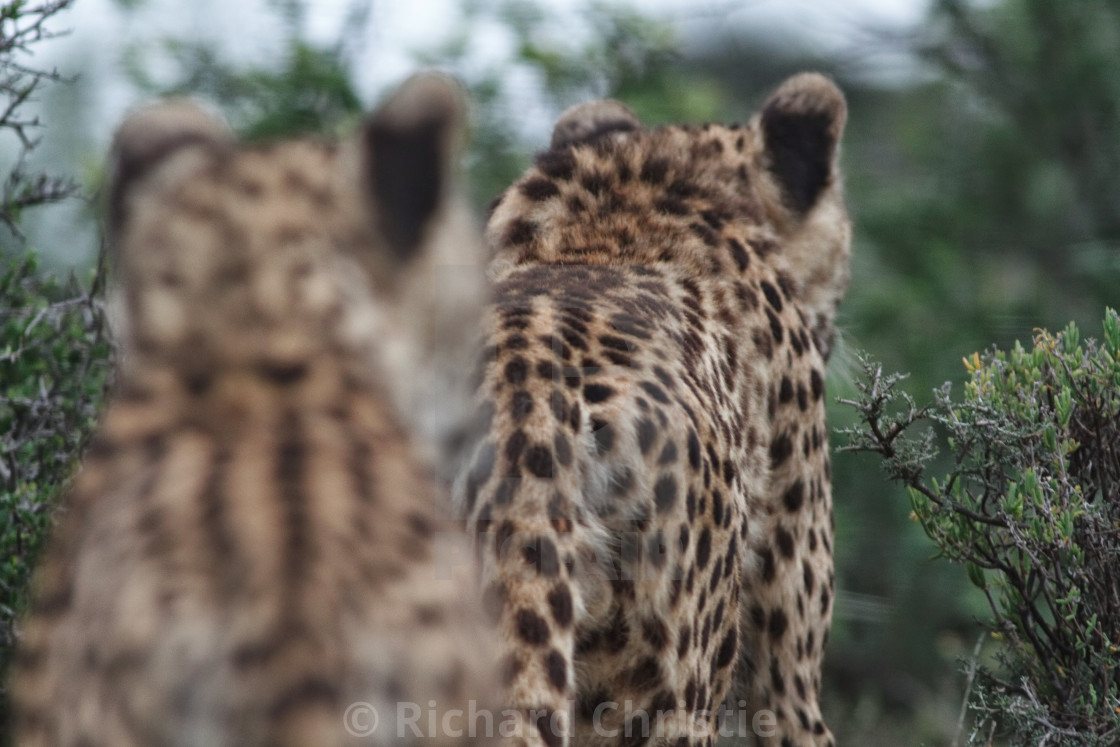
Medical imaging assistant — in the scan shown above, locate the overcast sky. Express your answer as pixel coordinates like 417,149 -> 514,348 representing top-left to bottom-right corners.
43,0 -> 930,135
17,0 -> 928,265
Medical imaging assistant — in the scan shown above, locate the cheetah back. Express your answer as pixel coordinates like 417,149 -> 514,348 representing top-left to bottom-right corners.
455,73 -> 850,747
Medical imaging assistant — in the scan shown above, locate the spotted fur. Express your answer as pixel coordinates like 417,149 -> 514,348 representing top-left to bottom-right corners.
454,73 -> 850,746
10,74 -> 495,747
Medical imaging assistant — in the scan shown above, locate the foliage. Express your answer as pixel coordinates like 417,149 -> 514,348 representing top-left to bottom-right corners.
415,0 -> 723,208
0,252 -> 111,668
0,0 -> 78,243
119,0 -> 363,140
841,309 -> 1120,745
0,0 -> 110,736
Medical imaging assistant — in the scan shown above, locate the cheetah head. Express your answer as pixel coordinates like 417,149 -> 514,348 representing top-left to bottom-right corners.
548,73 -> 850,361
106,73 -> 486,472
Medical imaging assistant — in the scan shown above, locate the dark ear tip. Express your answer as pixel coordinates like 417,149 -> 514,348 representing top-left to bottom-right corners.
551,99 -> 641,149
760,73 -> 847,214
112,99 -> 231,177
371,72 -> 466,141
108,98 -> 231,231
364,72 -> 466,262
762,73 -> 847,140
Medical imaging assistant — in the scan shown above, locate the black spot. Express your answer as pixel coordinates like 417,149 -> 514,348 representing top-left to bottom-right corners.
525,445 -> 556,479
779,376 -> 794,404
554,432 -> 573,466
769,608 -> 788,639
546,649 -> 567,691
803,561 -> 815,594
504,357 -> 529,385
758,547 -> 776,583
783,480 -> 805,512
715,628 -> 736,669
687,430 -> 701,470
535,150 -> 576,180
769,433 -> 793,467
639,381 -> 670,404
537,359 -> 558,381
689,221 -> 720,247
628,656 -> 662,692
548,584 -> 574,627
708,557 -> 723,593
677,624 -> 691,658
696,527 -> 711,569
654,475 -> 678,514
599,334 -> 632,352
516,609 -> 550,645
505,429 -> 528,465
637,418 -> 657,455
655,196 -> 690,216
770,657 -> 786,694
505,218 -> 538,246
550,390 -> 569,423
766,307 -> 784,344
728,238 -> 750,272
520,176 -> 560,201
640,158 -> 669,184
776,526 -> 795,559
583,383 -> 615,403
810,368 -> 824,400
579,170 -> 611,196
760,281 -> 783,311
504,333 -> 528,351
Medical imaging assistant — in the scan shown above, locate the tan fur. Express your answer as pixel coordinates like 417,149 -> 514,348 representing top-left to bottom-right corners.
455,73 -> 850,746
11,74 -> 495,747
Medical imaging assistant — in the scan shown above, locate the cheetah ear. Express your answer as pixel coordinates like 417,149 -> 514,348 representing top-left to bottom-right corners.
759,73 -> 847,215
551,99 -> 641,149
364,72 -> 466,261
108,99 -> 232,234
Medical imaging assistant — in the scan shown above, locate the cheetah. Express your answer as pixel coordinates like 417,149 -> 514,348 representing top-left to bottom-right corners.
11,74 -> 495,746
453,73 -> 850,746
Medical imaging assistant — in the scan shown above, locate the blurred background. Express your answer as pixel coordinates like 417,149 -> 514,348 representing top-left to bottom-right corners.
3,0 -> 1119,743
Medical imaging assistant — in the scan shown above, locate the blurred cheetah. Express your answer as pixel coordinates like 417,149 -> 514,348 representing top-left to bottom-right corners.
12,74 -> 495,746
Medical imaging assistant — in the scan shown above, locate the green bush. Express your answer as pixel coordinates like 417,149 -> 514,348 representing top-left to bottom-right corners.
1,0 -> 109,735
841,309 -> 1120,745
0,252 -> 110,731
